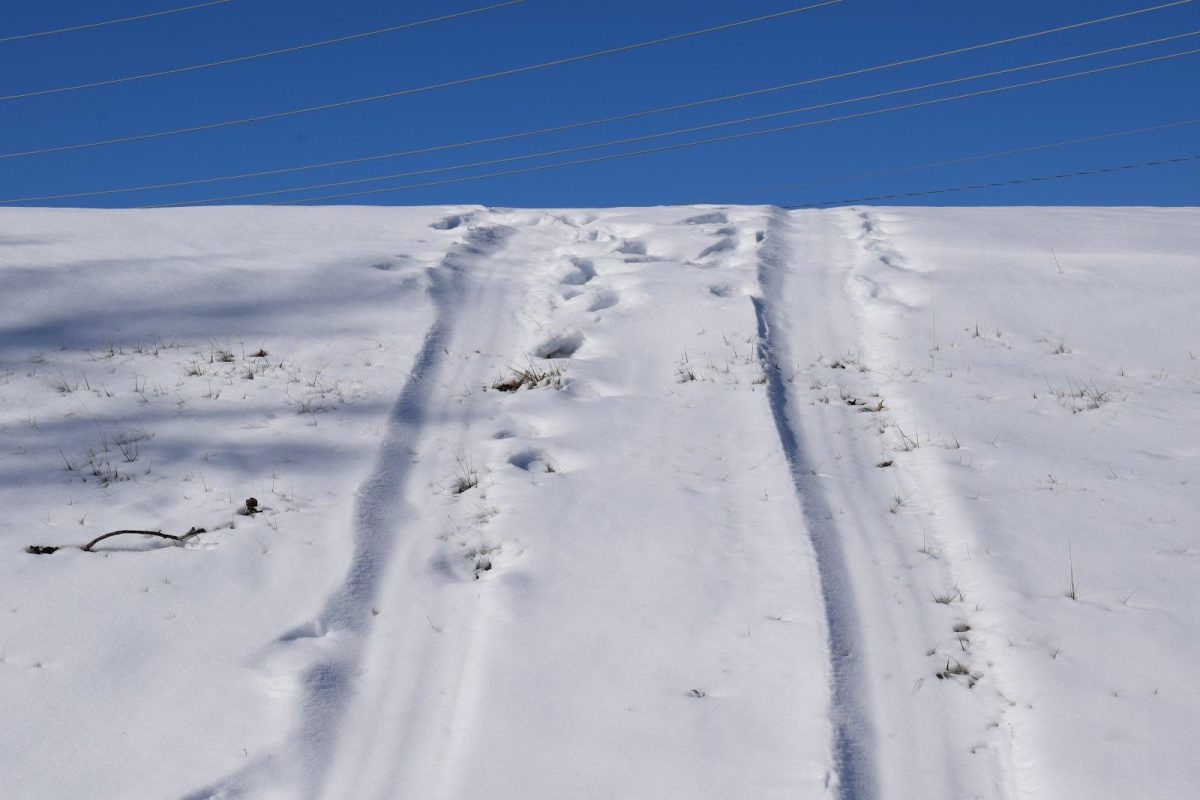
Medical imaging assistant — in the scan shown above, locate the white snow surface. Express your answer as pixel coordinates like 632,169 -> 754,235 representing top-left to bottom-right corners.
0,205 -> 1197,800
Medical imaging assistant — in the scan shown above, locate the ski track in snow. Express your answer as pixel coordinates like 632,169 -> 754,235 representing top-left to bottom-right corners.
312,209 -> 588,800
844,208 -> 1019,799
293,220 -> 515,799
752,208 -> 876,800
752,206 -> 1015,800
182,214 -> 515,799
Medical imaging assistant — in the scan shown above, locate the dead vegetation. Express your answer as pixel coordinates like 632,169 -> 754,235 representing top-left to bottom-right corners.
490,360 -> 564,392
1048,376 -> 1123,413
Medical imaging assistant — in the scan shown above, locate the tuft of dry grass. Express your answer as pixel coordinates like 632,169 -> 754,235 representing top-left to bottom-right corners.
491,360 -> 564,392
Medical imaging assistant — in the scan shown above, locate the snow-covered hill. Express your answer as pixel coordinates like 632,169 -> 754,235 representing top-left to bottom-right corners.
1,205 -> 1196,800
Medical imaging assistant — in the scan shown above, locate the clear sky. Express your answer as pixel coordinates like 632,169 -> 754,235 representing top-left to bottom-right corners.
1,0 -> 1197,208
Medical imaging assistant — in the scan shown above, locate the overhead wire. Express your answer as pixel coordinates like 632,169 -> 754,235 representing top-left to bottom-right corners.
144,33 -> 1200,206
238,46 -> 1200,206
730,118 -> 1200,199
7,0 -> 1187,103
3,0 -> 1192,204
0,0 -> 232,44
785,153 -> 1200,207
1,0 -> 528,101
0,0 -> 847,161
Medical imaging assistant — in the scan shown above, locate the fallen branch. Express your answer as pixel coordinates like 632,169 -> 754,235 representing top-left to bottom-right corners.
24,498 -> 260,555
26,526 -> 206,555
83,527 -> 207,552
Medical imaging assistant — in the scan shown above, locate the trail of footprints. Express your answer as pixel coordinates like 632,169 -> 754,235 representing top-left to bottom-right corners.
430,211 -> 618,583
429,209 -> 754,584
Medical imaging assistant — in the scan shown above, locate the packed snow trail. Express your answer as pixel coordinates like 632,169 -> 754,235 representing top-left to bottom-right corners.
289,220 -> 515,797
837,207 -> 1200,800
752,207 -> 1014,800
311,210 -> 539,798
173,213 -> 516,799
752,208 -> 876,799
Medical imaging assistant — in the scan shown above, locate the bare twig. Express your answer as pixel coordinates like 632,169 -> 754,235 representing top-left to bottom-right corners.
83,527 -> 207,552
1050,246 -> 1065,275
1067,538 -> 1078,600
26,526 -> 207,555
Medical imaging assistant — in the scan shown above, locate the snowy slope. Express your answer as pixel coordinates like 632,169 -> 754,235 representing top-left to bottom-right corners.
0,205 -> 1196,800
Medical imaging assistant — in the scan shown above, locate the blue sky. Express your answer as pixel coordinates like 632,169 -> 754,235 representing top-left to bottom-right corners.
1,0 -> 1197,208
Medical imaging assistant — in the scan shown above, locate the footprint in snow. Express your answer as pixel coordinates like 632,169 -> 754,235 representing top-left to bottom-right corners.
430,213 -> 468,230
683,211 -> 728,226
587,289 -> 620,312
508,448 -> 558,474
560,256 -> 597,286
697,237 -> 736,260
535,330 -> 585,359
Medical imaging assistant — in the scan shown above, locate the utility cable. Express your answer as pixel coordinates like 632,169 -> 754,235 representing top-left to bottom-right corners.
0,0 -> 232,44
732,118 -> 1200,199
241,47 -> 1200,206
146,34 -> 1200,205
2,0 -> 1190,204
1,1 -> 528,101
9,0 -> 1187,102
784,153 -> 1200,207
0,0 -> 846,160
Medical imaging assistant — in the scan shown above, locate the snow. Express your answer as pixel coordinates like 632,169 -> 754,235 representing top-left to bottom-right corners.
0,205 -> 1196,799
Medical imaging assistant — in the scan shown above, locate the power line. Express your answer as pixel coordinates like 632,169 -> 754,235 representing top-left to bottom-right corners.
0,0 -> 233,44
147,34 -> 1200,206
10,0 -> 1189,104
0,0 -> 846,161
732,118 -> 1200,199
784,153 -> 1200,207
1,1 -> 527,102
5,0 -> 1191,204
234,46 -> 1199,207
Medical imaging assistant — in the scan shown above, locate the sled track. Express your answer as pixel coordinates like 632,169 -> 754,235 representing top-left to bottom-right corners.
753,208 -> 876,800
296,224 -> 512,796
183,219 -> 513,800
